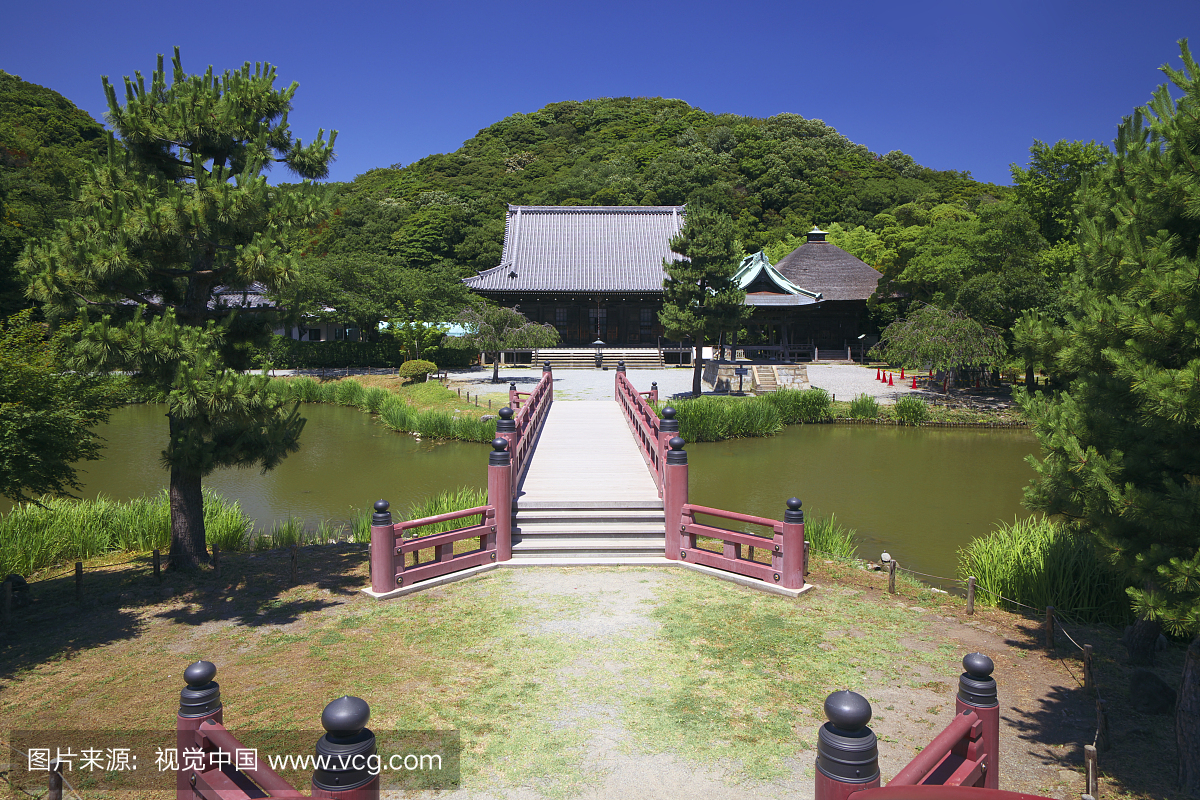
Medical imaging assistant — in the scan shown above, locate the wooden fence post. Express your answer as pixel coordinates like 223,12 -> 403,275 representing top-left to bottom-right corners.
1084,744 -> 1099,796
153,549 -> 161,583
290,545 -> 298,585
1096,698 -> 1110,752
966,576 -> 976,615
2,578 -> 11,626
213,544 -> 220,579
1045,606 -> 1055,651
75,562 -> 82,603
47,759 -> 63,800
1084,644 -> 1094,691
888,559 -> 897,594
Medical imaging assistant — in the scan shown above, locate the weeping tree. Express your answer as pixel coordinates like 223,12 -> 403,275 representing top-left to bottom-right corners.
20,48 -> 336,570
869,303 -> 1006,389
1018,41 -> 1200,793
452,303 -> 559,382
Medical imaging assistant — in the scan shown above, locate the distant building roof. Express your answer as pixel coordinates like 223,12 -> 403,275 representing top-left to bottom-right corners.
209,282 -> 274,309
463,205 -> 685,294
733,251 -> 822,305
772,228 -> 882,302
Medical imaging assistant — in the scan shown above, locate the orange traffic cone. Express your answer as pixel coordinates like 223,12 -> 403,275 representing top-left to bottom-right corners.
888,372 -> 894,386
900,367 -> 905,380
875,369 -> 881,381
911,377 -> 917,389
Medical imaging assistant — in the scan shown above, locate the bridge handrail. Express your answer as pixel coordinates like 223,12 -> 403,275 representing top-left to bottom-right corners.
394,505 -> 490,536
850,786 -> 1053,800
888,710 -> 984,787
615,370 -> 663,492
683,503 -> 783,533
509,370 -> 552,491
192,720 -> 304,798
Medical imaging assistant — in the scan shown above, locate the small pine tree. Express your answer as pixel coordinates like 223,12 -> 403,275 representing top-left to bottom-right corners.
1018,40 -> 1200,791
20,49 -> 336,571
658,207 -> 750,397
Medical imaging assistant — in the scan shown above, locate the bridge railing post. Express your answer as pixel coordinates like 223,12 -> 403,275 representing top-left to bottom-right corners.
543,361 -> 552,402
495,407 -> 519,497
176,661 -> 222,799
649,381 -> 658,403
663,435 -> 688,561
956,652 -> 999,789
369,501 -> 396,594
311,696 -> 379,800
781,498 -> 805,590
488,438 -> 512,561
815,690 -> 880,800
614,360 -> 625,400
658,407 -> 678,490
509,382 -> 519,408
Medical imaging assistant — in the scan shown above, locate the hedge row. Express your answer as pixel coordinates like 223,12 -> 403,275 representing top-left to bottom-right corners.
255,337 -> 478,369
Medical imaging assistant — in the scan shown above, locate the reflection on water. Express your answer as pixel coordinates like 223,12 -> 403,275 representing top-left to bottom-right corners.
5,403 -> 1039,582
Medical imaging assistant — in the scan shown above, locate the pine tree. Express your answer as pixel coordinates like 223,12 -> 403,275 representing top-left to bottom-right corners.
658,207 -> 749,397
20,49 -> 336,571
1018,40 -> 1200,792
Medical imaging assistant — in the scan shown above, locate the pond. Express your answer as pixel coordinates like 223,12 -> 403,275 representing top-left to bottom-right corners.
5,403 -> 1040,583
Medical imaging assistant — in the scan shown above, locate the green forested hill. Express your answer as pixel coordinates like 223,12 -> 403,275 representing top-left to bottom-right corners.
0,71 -> 106,316
298,97 -> 1019,333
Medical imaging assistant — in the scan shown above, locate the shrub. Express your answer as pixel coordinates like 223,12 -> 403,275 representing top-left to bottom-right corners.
848,393 -> 881,419
892,395 -> 929,425
398,359 -> 438,381
796,388 -> 833,423
958,516 -> 1130,624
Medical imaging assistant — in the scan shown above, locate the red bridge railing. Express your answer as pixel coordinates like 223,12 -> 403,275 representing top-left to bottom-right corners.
367,364 -> 553,596
614,364 -> 807,592
814,654 -> 1053,800
175,660 -> 377,800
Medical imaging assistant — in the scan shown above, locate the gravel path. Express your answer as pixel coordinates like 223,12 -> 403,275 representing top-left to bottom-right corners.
443,364 -> 926,404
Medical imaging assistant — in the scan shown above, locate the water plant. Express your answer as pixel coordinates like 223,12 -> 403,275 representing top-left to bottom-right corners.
404,487 -> 489,538
848,393 -> 881,419
803,512 -> 859,559
957,516 -> 1129,624
892,395 -> 929,426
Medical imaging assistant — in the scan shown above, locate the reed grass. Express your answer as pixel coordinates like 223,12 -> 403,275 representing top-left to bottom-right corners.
848,393 -> 881,419
957,516 -> 1130,624
892,395 -> 929,425
0,491 -> 253,577
403,487 -> 489,538
653,396 -> 783,442
803,512 -> 859,560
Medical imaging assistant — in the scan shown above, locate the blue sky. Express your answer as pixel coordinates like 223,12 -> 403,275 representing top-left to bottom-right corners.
3,0 -> 1195,187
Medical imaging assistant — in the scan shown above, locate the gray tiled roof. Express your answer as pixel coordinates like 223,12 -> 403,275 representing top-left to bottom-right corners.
773,241 -> 882,302
463,205 -> 685,294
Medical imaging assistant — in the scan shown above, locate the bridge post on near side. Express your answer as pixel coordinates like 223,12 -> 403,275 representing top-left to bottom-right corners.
781,498 -> 805,590
369,501 -> 396,594
957,652 -> 1000,789
311,696 -> 380,800
663,435 -> 688,560
649,382 -> 659,402
815,690 -> 880,800
614,360 -> 626,400
488,438 -> 513,561
495,408 -> 518,496
176,661 -> 223,799
543,361 -> 552,402
658,407 -> 679,494
509,382 -> 519,408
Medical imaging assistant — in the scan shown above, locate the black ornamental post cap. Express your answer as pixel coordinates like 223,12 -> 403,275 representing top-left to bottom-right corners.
651,382 -> 658,390
489,437 -> 511,466
321,696 -> 371,738
178,660 -> 222,718
543,361 -> 552,372
372,500 -> 392,526
784,497 -> 804,524
825,690 -> 872,732
666,436 -> 688,465
958,652 -> 997,708
313,696 -> 376,791
617,360 -> 626,372
660,406 -> 680,433
497,406 -> 516,432
817,690 -> 878,784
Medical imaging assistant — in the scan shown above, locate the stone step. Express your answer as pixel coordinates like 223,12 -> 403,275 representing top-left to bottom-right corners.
515,509 -> 665,524
510,536 -> 667,558
506,556 -> 672,567
515,500 -> 663,511
515,525 -> 665,539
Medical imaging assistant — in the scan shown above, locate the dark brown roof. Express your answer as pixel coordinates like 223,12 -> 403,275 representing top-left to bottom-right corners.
463,205 -> 685,294
773,241 -> 881,302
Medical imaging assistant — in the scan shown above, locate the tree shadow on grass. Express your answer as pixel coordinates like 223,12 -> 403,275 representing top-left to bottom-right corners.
0,544 -> 371,679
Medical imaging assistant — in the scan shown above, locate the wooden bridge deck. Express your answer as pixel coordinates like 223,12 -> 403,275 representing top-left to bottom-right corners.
517,400 -> 660,506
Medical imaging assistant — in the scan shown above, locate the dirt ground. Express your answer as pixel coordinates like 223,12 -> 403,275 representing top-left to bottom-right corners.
0,548 -> 1188,799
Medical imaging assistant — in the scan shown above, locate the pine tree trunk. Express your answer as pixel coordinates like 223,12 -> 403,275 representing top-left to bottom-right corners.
167,413 -> 207,571
1026,362 -> 1036,393
692,345 -> 704,397
1124,615 -> 1163,666
1179,634 -> 1200,795
491,353 -> 500,383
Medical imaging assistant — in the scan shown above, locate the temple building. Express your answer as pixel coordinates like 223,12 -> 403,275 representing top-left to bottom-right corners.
463,205 -> 881,358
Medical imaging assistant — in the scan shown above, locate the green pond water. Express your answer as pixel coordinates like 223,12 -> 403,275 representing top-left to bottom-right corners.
5,403 -> 1040,582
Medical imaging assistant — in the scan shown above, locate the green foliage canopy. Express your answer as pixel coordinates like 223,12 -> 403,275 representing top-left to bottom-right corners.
452,303 -> 559,382
870,303 -> 1006,378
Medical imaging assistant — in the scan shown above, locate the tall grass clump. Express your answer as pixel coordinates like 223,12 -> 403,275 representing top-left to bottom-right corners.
379,399 -> 418,432
404,487 -> 489,538
334,379 -> 367,408
763,388 -> 804,424
804,512 -> 859,559
0,491 -> 254,577
848,393 -> 881,419
724,397 -> 782,438
796,387 -> 833,422
892,395 -> 929,425
287,376 -> 326,403
363,386 -> 391,413
654,397 -> 784,442
414,409 -> 456,440
958,516 -> 1130,624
